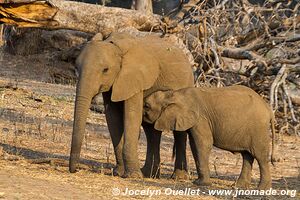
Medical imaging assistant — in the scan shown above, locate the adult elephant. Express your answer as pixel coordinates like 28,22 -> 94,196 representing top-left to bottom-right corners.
69,32 -> 194,178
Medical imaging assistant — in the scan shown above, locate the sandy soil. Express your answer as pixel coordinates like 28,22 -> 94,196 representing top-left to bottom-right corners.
0,49 -> 299,200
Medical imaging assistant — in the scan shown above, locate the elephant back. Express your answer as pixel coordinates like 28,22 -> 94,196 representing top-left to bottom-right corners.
107,33 -> 194,100
138,36 -> 194,93
107,33 -> 192,74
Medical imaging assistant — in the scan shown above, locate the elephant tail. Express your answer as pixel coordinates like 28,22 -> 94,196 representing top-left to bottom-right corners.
270,113 -> 278,166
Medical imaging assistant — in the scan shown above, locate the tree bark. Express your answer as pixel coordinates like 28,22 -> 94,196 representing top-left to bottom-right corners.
0,0 -> 161,37
132,0 -> 153,14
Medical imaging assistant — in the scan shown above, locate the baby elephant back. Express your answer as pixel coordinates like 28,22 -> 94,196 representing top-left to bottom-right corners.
209,86 -> 272,121
201,86 -> 273,142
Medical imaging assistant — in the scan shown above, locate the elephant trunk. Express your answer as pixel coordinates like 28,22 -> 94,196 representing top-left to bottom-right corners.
69,84 -> 95,173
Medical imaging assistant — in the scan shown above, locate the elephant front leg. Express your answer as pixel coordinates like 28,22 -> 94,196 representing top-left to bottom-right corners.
191,138 -> 212,186
190,123 -> 213,186
122,92 -> 143,178
103,92 -> 124,176
141,122 -> 162,178
171,131 -> 189,181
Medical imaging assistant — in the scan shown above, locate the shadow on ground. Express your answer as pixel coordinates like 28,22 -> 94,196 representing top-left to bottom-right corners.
0,143 -> 114,171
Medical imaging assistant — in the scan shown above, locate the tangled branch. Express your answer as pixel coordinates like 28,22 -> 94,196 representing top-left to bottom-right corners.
165,0 -> 300,134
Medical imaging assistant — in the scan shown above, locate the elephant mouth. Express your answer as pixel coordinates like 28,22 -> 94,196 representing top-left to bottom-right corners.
143,118 -> 153,124
143,112 -> 155,124
98,85 -> 111,93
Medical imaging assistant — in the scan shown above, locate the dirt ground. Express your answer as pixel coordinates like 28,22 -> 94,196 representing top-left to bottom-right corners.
0,49 -> 299,200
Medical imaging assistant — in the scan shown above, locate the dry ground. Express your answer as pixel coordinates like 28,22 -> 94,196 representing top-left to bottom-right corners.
0,49 -> 299,200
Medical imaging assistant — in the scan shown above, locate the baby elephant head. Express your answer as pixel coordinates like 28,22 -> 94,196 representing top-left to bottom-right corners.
143,90 -> 199,132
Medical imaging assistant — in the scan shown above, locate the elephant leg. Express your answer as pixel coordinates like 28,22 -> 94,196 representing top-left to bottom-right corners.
252,131 -> 272,190
236,151 -> 254,188
190,122 -> 212,186
171,131 -> 189,180
256,155 -> 272,190
102,92 -> 124,176
141,122 -> 162,178
188,131 -> 199,177
122,92 -> 143,178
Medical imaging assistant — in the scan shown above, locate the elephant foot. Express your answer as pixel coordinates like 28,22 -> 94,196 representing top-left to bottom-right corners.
171,169 -> 189,181
122,169 -> 143,179
193,178 -> 212,186
257,181 -> 272,190
141,165 -> 160,178
235,179 -> 251,189
69,153 -> 80,173
113,165 -> 125,177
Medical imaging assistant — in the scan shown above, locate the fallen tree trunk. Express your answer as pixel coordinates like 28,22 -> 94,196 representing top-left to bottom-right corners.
0,0 -> 161,37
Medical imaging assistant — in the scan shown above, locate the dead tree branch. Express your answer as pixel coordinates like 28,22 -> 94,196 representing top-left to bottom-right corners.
0,0 -> 161,37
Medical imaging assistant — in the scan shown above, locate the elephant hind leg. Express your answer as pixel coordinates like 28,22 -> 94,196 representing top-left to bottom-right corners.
251,129 -> 272,190
256,155 -> 272,190
141,122 -> 162,178
236,151 -> 254,189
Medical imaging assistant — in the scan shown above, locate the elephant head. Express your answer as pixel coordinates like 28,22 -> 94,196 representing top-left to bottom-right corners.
143,90 -> 199,132
69,33 -> 161,172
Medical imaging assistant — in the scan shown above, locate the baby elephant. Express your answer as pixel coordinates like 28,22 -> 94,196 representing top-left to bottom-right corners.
143,86 -> 276,190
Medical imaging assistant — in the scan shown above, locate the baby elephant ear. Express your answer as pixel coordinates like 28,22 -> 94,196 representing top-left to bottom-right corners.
154,103 -> 199,131
111,45 -> 159,102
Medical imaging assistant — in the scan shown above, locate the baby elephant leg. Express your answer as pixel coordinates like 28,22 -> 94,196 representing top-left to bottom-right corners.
141,122 -> 162,178
236,151 -> 254,188
189,123 -> 213,186
252,131 -> 272,190
171,131 -> 189,181
256,156 -> 272,190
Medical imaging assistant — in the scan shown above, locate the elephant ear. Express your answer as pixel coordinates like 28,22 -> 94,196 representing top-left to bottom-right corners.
111,45 -> 159,102
154,100 -> 199,132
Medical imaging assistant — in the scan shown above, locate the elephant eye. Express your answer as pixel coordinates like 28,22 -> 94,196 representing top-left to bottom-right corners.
102,67 -> 109,73
144,103 -> 151,111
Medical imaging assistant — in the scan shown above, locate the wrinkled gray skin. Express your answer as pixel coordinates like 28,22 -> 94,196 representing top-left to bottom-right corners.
69,32 -> 194,178
143,86 -> 276,189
